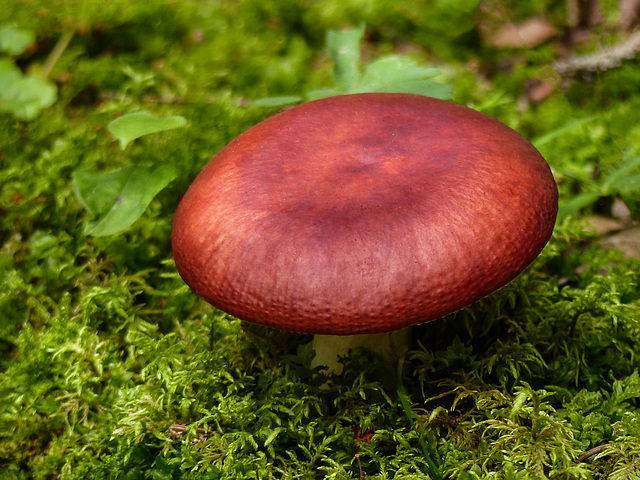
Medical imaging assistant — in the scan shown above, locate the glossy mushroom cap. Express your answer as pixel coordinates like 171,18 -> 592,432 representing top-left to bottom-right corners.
172,93 -> 558,335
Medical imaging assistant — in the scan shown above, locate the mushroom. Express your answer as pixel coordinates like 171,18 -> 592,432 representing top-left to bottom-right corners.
172,93 -> 558,373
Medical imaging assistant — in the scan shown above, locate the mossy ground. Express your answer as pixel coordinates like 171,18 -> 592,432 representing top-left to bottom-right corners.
1,1 -> 640,479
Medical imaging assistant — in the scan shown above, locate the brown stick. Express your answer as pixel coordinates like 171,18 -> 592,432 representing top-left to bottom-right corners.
552,31 -> 640,75
576,443 -> 611,463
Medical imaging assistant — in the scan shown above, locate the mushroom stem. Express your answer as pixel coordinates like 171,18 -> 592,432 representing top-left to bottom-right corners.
310,327 -> 412,374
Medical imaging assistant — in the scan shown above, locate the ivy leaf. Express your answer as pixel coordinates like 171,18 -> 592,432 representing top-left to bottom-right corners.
254,26 -> 452,109
0,25 -> 35,56
0,73 -> 57,121
326,25 -> 364,92
73,166 -> 133,217
354,56 -> 453,99
108,111 -> 187,149
0,27 -> 56,121
72,164 -> 177,236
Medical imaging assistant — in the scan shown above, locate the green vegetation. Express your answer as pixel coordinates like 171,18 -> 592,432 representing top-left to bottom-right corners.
0,25 -> 57,121
1,1 -> 640,478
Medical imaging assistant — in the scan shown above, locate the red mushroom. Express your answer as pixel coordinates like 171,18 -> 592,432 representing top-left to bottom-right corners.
172,93 -> 558,370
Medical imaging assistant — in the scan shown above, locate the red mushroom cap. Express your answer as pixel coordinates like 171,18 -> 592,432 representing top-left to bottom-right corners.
172,93 -> 558,335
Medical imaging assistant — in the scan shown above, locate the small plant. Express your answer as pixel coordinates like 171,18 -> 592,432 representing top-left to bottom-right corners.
72,111 -> 186,236
0,24 -> 57,121
255,25 -> 452,107
532,113 -> 640,220
557,151 -> 640,219
107,111 -> 188,150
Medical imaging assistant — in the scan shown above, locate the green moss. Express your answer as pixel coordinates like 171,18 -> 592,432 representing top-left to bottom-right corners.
2,1 -> 640,478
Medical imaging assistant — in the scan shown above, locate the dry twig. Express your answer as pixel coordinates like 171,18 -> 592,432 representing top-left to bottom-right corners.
576,443 -> 611,463
552,30 -> 640,75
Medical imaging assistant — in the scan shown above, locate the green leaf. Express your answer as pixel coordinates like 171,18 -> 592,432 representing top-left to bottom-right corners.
604,154 -> 640,195
72,164 -> 177,236
304,88 -> 342,101
253,95 -> 302,107
0,25 -> 35,56
557,191 -> 602,218
0,74 -> 57,121
107,111 -> 187,149
604,153 -> 640,218
326,25 -> 364,92
0,57 -> 21,91
255,26 -> 453,105
354,56 -> 453,99
532,116 -> 598,149
73,166 -> 135,217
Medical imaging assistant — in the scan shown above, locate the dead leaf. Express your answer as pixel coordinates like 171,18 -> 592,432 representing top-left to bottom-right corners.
528,79 -> 560,102
490,17 -> 556,48
351,425 -> 375,443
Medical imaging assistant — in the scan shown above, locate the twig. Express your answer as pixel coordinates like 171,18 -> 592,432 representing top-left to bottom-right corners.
41,30 -> 74,79
576,443 -> 611,463
552,30 -> 640,76
355,453 -> 364,480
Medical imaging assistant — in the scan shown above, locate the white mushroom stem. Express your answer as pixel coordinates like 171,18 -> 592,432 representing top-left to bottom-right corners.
310,326 -> 412,374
